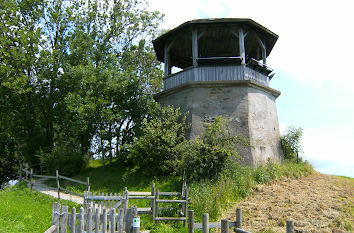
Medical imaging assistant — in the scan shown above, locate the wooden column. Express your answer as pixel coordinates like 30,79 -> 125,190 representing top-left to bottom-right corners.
238,27 -> 246,65
192,29 -> 198,68
261,39 -> 267,65
164,43 -> 171,77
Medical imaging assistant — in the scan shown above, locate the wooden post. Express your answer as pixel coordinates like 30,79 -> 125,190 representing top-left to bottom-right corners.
87,177 -> 90,192
87,207 -> 93,233
132,205 -> 139,233
155,188 -> 159,224
79,207 -> 85,233
118,208 -> 124,233
95,208 -> 100,233
221,219 -> 229,233
111,208 -> 116,233
183,186 -> 188,227
286,220 -> 294,233
56,170 -> 60,200
19,164 -> 22,185
188,210 -> 194,233
30,168 -> 33,192
151,182 -> 155,220
238,27 -> 246,65
164,43 -> 171,77
52,202 -> 60,233
60,205 -> 68,233
71,207 -> 76,233
102,208 -> 107,233
236,208 -> 242,228
202,213 -> 209,233
123,188 -> 129,230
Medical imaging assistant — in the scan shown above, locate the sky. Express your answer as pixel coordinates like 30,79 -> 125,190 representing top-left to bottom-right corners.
146,0 -> 354,177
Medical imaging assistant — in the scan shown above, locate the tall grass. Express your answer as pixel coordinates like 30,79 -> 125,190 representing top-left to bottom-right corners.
189,160 -> 314,221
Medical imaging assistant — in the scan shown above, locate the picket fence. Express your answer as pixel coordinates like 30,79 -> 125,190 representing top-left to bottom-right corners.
44,202 -> 140,233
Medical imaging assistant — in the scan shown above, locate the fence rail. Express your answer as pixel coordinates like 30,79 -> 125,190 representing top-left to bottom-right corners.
18,163 -> 90,200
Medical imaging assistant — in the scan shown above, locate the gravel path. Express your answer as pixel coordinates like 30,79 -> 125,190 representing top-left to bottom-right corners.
228,173 -> 353,233
30,178 -> 84,204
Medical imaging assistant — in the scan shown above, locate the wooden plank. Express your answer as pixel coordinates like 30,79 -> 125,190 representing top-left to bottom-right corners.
202,214 -> 209,233
52,202 -> 60,233
155,217 -> 187,221
192,29 -> 198,68
59,175 -> 87,185
33,174 -> 56,179
85,195 -> 122,201
111,208 -> 116,233
118,208 -> 124,233
128,196 -> 155,199
102,208 -> 107,233
78,207 -> 85,233
159,192 -> 181,196
188,210 -> 194,233
95,208 -> 100,233
60,205 -> 68,233
128,192 -> 151,195
71,207 -> 76,233
238,27 -> 246,65
87,207 -> 93,233
59,187 -> 84,197
221,219 -> 229,233
156,199 -> 187,203
44,225 -> 57,233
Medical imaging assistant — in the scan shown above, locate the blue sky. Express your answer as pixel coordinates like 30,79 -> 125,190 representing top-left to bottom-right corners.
147,0 -> 354,177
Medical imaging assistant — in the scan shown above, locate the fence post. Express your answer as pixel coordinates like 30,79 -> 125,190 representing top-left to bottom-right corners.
202,213 -> 209,233
111,208 -> 116,233
60,205 -> 68,233
221,219 -> 229,233
118,208 -> 124,233
155,188 -> 159,224
188,210 -> 194,233
87,177 -> 90,192
123,188 -> 129,230
87,207 -> 93,233
286,220 -> 294,233
56,170 -> 60,200
151,182 -> 155,220
132,205 -> 139,233
19,164 -> 22,185
95,208 -> 100,233
52,202 -> 60,233
71,207 -> 76,233
183,186 -> 188,227
102,208 -> 107,233
79,207 -> 85,233
30,168 -> 33,192
236,208 -> 242,228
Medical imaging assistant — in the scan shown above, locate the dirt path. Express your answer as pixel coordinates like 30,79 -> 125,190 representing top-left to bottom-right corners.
228,173 -> 353,233
30,178 -> 83,204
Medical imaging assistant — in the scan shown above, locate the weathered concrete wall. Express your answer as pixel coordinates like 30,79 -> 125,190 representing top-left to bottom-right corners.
155,80 -> 283,165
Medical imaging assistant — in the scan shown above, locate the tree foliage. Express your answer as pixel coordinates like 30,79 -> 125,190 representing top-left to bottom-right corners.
281,126 -> 303,160
0,0 -> 163,180
129,110 -> 242,181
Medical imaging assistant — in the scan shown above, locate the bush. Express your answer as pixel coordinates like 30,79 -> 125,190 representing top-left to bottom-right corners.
127,106 -> 187,176
281,126 -> 303,160
180,116 -> 240,181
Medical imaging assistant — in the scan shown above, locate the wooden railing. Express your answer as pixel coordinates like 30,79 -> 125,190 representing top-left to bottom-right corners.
18,164 -> 90,199
163,65 -> 270,90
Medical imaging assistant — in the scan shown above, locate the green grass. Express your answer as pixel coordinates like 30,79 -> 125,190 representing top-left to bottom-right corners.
0,183 -> 79,233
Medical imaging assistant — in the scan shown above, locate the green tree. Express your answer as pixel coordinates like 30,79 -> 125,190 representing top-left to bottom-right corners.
281,126 -> 303,160
0,0 -> 163,179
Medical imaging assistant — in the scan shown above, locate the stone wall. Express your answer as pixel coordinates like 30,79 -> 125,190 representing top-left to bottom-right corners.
155,80 -> 283,166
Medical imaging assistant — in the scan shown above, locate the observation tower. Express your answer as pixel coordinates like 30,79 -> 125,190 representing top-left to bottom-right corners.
153,18 -> 283,165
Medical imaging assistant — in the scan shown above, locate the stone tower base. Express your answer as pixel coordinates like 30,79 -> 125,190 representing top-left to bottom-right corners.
155,80 -> 283,166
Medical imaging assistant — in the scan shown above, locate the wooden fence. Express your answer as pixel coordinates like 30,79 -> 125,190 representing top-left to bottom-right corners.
44,202 -> 140,233
84,179 -> 188,226
18,164 -> 90,199
188,208 -> 296,233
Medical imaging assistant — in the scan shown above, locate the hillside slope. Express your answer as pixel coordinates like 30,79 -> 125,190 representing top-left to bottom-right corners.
228,173 -> 353,233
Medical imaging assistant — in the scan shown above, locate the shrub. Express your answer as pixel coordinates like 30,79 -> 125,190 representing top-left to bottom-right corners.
180,116 -> 240,181
281,126 -> 303,160
127,106 -> 187,176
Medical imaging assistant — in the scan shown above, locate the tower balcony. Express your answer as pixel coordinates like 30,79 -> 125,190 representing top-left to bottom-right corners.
163,57 -> 273,91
